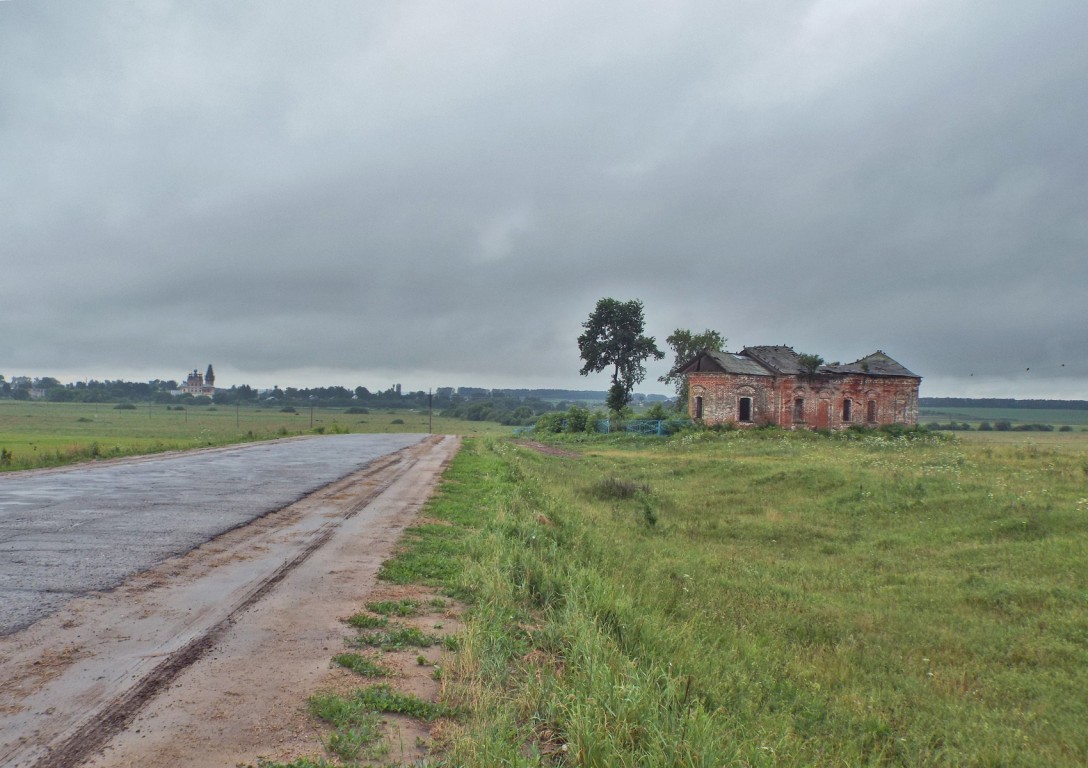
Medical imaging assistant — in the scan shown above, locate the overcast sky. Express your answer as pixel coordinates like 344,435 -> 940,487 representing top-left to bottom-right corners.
2,1 -> 1085,398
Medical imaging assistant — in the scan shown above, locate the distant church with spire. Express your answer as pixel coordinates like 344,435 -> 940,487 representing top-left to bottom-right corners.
179,364 -> 216,396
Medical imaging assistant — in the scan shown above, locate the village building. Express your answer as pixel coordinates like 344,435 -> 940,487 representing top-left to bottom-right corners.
178,364 -> 216,397
679,346 -> 920,430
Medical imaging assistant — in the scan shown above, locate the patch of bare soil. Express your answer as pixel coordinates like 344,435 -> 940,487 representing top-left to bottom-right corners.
0,435 -> 461,768
301,583 -> 465,767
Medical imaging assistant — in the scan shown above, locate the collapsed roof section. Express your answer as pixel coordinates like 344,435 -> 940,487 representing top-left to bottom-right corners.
678,346 -> 920,379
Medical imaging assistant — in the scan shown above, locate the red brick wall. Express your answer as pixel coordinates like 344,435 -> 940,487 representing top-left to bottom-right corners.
688,372 -> 918,429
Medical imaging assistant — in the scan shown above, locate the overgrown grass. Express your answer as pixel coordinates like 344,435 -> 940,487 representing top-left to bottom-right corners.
345,613 -> 388,630
301,685 -> 456,764
404,431 -> 1088,766
352,683 -> 458,721
332,652 -> 392,678
366,598 -> 422,617
353,625 -> 441,651
308,691 -> 388,762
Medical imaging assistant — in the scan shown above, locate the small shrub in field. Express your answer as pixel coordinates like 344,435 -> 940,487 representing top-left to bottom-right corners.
535,412 -> 565,433
535,405 -> 596,434
390,418 -> 405,425
114,403 -> 137,410
345,406 -> 369,414
590,476 -> 650,500
280,406 -> 297,413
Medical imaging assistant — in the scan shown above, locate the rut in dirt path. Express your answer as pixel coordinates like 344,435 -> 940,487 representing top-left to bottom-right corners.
0,434 -> 458,768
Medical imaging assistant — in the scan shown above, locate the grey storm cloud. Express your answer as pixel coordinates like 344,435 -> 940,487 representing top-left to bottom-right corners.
2,1 -> 1086,396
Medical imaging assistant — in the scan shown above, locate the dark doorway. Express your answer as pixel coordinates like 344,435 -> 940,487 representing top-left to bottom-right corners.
739,396 -> 752,422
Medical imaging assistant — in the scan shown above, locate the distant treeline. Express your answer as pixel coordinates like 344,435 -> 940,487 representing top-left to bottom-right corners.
0,377 -> 663,423
920,397 -> 1088,410
441,395 -> 561,426
488,388 -> 668,403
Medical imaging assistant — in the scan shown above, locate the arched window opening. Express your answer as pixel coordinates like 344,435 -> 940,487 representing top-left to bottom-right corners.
738,396 -> 753,422
842,399 -> 852,422
694,396 -> 703,419
793,397 -> 805,423
867,399 -> 877,423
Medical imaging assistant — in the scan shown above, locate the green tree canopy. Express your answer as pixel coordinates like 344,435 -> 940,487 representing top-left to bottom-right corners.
577,298 -> 664,413
797,352 -> 825,374
659,328 -> 727,407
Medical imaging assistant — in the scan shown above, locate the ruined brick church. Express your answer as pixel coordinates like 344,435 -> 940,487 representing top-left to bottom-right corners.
679,346 -> 920,429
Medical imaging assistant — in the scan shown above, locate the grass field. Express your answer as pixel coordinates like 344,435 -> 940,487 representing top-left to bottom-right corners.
920,406 -> 1088,429
0,400 -> 507,471
377,429 -> 1088,766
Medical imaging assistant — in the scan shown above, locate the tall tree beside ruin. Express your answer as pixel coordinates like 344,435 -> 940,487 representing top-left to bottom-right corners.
660,328 -> 727,408
578,298 -> 664,413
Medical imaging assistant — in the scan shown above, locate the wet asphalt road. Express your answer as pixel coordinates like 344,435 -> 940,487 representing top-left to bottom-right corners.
0,433 -> 426,635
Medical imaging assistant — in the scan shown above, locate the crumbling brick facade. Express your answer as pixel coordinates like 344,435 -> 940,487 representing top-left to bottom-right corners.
681,346 -> 920,430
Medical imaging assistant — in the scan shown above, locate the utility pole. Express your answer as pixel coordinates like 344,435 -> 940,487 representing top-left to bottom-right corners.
428,389 -> 433,434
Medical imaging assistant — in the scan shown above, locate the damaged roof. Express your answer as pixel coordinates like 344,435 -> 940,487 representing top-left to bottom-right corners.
678,346 -> 920,378
742,345 -> 810,375
826,351 -> 921,378
678,350 -> 773,376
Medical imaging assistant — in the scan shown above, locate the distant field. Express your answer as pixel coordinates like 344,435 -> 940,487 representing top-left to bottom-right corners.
920,405 -> 1088,428
0,401 -> 507,471
955,429 -> 1088,447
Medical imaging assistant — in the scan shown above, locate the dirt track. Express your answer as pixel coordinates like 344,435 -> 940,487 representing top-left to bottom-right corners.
0,434 -> 461,767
